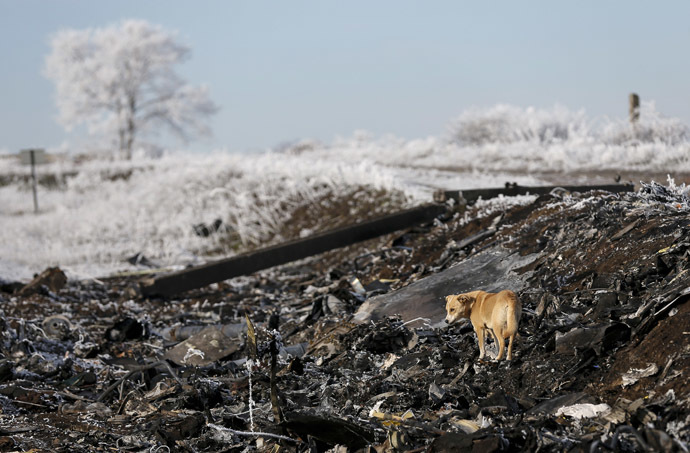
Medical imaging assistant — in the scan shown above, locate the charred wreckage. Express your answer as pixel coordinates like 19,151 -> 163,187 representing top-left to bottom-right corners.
0,181 -> 689,452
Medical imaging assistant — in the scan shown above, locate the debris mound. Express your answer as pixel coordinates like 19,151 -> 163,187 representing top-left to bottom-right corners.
1,182 -> 689,452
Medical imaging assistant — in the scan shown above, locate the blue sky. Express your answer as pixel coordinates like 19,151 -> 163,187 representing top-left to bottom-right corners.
1,1 -> 689,153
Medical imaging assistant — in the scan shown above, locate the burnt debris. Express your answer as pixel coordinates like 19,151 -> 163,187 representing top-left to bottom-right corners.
0,181 -> 689,452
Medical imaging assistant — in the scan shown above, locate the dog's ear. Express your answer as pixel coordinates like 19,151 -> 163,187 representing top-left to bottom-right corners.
459,295 -> 472,304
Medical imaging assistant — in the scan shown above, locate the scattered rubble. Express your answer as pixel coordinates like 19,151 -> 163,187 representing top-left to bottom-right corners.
0,181 -> 689,451
17,266 -> 67,297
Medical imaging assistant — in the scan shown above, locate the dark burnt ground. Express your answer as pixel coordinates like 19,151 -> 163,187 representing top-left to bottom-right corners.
1,181 -> 690,452
595,298 -> 690,401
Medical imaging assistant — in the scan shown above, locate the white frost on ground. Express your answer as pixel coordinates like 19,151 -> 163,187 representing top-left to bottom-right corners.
1,103 -> 688,281
0,149 -> 543,281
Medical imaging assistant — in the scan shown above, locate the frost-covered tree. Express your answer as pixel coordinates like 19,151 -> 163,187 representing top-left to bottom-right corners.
44,19 -> 218,159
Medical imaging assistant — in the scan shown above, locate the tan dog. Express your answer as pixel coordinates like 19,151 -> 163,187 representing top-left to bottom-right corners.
445,290 -> 522,361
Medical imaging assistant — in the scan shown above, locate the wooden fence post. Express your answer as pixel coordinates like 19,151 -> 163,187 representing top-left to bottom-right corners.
629,93 -> 640,124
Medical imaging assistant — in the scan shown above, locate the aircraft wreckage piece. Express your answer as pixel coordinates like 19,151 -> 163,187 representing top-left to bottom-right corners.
436,182 -> 634,205
354,248 -> 537,328
141,203 -> 448,297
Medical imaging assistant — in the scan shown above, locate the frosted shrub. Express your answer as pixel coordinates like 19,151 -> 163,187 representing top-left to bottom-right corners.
448,105 -> 590,146
441,103 -> 690,173
600,101 -> 688,146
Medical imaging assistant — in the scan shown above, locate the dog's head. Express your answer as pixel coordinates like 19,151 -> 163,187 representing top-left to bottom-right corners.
444,294 -> 473,325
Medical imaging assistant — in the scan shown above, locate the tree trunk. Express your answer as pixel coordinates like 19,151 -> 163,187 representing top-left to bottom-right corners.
116,101 -> 127,159
125,117 -> 135,160
124,95 -> 137,160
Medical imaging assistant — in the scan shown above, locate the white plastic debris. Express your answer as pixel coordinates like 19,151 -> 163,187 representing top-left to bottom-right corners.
451,418 -> 480,433
368,400 -> 385,418
555,403 -> 611,419
621,363 -> 659,387
349,277 -> 366,295
380,353 -> 399,370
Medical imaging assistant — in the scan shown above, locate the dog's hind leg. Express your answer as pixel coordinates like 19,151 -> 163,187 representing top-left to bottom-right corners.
494,327 -> 506,361
505,301 -> 520,361
507,334 -> 515,360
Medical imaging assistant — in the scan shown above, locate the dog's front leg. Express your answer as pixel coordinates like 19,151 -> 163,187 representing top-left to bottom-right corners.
475,327 -> 486,360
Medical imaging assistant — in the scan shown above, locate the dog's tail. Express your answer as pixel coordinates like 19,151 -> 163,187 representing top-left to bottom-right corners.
506,292 -> 522,336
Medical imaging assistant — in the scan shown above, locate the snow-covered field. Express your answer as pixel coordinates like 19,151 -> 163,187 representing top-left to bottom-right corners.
1,103 -> 688,282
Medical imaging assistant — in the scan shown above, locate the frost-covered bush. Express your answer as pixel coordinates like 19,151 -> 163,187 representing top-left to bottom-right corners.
448,105 -> 590,146
440,103 -> 690,173
447,102 -> 688,148
600,101 -> 688,146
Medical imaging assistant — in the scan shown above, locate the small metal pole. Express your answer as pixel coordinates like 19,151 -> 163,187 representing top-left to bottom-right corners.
30,149 -> 38,213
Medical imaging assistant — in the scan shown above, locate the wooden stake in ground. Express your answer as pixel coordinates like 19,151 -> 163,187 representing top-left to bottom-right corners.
20,148 -> 46,214
629,93 -> 640,124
